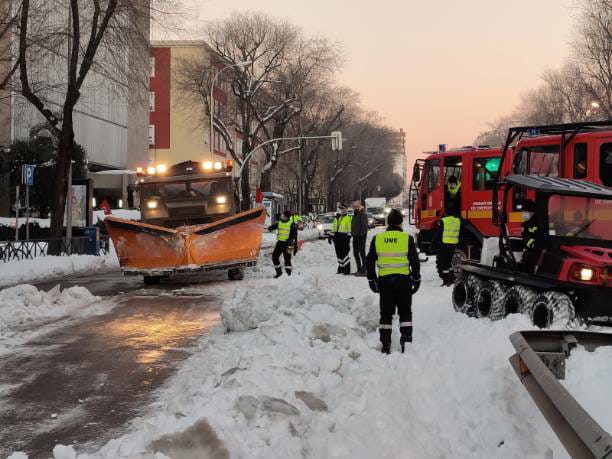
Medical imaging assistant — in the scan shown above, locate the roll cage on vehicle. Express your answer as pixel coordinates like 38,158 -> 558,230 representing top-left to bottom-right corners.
495,174 -> 612,271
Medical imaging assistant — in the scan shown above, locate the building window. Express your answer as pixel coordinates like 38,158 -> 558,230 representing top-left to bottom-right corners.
148,125 -> 155,145
149,92 -> 155,112
149,57 -> 156,78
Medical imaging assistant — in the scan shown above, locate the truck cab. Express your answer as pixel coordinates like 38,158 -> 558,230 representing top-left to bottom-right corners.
137,160 -> 237,228
411,146 -> 516,257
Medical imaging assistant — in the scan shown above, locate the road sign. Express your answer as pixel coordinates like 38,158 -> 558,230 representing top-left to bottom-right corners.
22,164 -> 35,186
529,128 -> 539,136
331,131 -> 343,151
439,144 -> 446,152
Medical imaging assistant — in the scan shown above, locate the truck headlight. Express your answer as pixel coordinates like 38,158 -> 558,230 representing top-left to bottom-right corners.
146,200 -> 158,209
317,224 -> 323,230
214,161 -> 223,170
579,267 -> 594,281
216,195 -> 227,204
202,161 -> 213,170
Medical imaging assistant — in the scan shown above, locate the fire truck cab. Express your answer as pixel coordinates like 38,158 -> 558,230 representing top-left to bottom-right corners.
410,146 -> 513,259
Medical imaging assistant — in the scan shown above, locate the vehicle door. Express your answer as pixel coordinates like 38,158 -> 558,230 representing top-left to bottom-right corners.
419,157 -> 441,230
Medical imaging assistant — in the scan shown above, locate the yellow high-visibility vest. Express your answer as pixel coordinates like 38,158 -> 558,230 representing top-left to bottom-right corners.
277,220 -> 292,241
375,231 -> 410,276
442,216 -> 460,244
332,215 -> 352,233
447,181 -> 462,198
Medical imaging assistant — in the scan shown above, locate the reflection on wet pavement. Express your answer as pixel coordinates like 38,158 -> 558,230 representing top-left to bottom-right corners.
0,291 -> 220,459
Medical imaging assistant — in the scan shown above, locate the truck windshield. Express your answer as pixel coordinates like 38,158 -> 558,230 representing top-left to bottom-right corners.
548,195 -> 612,241
368,207 -> 384,214
141,179 -> 230,200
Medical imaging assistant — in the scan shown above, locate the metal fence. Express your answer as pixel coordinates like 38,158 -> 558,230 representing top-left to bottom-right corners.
0,236 -> 110,262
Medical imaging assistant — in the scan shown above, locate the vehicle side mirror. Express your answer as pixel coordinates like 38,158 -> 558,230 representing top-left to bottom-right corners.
412,164 -> 421,182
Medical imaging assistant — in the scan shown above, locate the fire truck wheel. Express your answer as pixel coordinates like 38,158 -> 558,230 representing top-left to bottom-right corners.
501,285 -> 537,317
452,273 -> 477,315
228,268 -> 244,281
143,275 -> 161,285
475,280 -> 507,320
531,292 -> 575,329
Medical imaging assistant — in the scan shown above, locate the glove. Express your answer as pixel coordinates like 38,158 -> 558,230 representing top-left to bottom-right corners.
368,279 -> 379,293
411,277 -> 421,295
328,236 -> 333,245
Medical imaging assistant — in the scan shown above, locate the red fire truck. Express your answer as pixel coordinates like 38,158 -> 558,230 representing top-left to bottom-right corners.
409,121 -> 612,262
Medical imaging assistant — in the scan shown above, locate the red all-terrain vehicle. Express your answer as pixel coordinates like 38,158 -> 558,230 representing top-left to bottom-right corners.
452,174 -> 612,327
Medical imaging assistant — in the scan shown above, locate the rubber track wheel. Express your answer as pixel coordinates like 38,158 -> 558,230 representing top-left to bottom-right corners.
531,291 -> 575,328
502,285 -> 537,317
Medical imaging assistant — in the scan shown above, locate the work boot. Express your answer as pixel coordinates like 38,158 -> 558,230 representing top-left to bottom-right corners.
285,267 -> 292,276
274,267 -> 283,278
379,328 -> 392,354
400,326 -> 412,353
337,266 -> 343,274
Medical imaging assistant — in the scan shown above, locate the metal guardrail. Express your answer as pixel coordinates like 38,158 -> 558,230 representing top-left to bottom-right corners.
0,236 -> 110,262
509,330 -> 612,458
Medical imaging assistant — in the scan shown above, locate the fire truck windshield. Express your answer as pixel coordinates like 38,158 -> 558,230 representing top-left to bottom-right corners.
548,195 -> 612,241
141,179 -> 231,201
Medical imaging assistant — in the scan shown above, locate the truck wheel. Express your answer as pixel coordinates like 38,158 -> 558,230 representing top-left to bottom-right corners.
475,280 -> 506,320
531,292 -> 575,329
502,285 -> 537,317
452,273 -> 477,315
143,275 -> 161,285
228,268 -> 244,281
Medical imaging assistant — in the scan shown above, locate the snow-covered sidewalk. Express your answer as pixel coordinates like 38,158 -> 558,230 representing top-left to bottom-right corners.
36,233 -> 577,459
0,284 -> 112,356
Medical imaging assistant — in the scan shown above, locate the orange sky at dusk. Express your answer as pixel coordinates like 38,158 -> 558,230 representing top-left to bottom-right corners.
187,0 -> 574,166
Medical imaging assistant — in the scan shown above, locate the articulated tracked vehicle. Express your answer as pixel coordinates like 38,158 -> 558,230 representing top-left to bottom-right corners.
105,160 -> 266,284
452,175 -> 612,327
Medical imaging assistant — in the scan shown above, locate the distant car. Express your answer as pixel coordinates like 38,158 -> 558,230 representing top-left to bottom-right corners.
368,207 -> 386,225
316,213 -> 335,238
367,212 -> 376,228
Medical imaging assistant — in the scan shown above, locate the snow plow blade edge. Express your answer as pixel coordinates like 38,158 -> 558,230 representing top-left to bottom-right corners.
105,208 -> 266,274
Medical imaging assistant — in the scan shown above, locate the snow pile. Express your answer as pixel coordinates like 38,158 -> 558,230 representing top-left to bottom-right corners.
0,284 -> 107,355
0,252 -> 119,289
43,236 -> 572,459
563,345 -> 612,434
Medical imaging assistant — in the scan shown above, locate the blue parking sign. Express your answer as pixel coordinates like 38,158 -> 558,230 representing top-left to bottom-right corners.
22,164 -> 35,186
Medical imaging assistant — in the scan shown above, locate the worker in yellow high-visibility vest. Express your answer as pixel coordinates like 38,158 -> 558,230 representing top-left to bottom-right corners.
433,207 -> 462,286
366,209 -> 421,354
330,205 -> 353,274
268,210 -> 298,278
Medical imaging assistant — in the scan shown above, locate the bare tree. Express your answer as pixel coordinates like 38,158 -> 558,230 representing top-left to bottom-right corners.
178,13 -> 343,209
572,0 -> 612,118
2,0 -> 159,245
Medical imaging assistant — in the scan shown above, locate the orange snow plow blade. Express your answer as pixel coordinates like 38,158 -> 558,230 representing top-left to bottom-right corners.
105,208 -> 266,275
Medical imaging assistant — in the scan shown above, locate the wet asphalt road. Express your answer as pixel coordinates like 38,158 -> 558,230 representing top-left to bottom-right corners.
0,271 -> 224,458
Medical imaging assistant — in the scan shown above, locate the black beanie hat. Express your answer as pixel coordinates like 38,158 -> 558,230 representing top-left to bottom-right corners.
387,208 -> 403,226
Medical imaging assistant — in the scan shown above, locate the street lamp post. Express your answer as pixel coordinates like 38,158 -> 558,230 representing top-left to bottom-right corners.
209,60 -> 252,161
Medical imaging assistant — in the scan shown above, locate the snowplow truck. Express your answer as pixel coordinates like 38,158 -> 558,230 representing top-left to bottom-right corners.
409,121 -> 612,264
452,174 -> 612,328
104,160 -> 266,285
